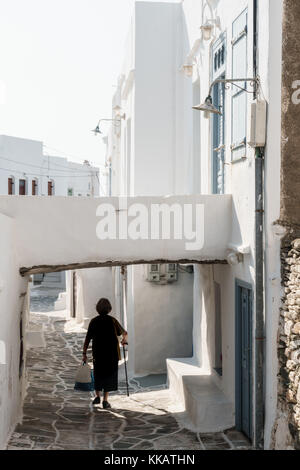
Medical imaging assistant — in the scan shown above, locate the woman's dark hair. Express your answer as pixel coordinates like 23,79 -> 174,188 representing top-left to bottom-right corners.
96,298 -> 112,315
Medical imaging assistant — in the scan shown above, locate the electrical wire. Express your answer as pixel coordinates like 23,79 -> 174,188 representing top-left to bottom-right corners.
0,155 -> 100,174
0,166 -> 99,178
43,144 -> 106,169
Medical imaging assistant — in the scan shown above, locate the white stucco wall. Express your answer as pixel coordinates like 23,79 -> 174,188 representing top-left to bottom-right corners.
0,213 -> 29,449
262,0 -> 283,448
134,1 -> 182,196
68,267 -> 115,324
133,264 -> 193,375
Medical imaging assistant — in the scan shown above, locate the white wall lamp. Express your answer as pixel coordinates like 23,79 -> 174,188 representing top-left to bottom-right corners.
192,77 -> 260,118
181,63 -> 194,78
200,16 -> 221,41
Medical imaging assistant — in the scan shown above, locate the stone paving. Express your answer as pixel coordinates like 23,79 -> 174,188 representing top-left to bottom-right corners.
30,286 -> 64,312
6,311 -> 251,450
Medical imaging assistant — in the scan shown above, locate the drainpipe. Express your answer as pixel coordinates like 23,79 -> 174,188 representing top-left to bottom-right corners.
254,146 -> 264,450
253,0 -> 265,450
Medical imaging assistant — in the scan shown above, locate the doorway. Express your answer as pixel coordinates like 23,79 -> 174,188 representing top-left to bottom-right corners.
235,279 -> 253,440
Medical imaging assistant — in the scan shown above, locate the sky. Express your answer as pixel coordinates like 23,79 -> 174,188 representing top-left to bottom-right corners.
0,0 -> 136,170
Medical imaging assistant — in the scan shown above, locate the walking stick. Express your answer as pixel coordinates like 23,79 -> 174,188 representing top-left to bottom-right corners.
122,342 -> 129,397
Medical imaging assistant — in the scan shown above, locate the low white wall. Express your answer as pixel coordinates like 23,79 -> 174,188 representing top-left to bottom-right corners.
133,264 -> 193,375
0,213 -> 28,449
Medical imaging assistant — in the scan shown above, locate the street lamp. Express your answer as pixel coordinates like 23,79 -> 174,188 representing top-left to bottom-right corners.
92,116 -> 126,136
192,95 -> 221,118
192,77 -> 259,118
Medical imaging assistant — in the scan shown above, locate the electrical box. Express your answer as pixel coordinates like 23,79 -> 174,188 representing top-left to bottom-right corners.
248,99 -> 267,148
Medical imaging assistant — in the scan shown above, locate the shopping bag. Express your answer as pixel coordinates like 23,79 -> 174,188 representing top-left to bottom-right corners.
74,362 -> 95,391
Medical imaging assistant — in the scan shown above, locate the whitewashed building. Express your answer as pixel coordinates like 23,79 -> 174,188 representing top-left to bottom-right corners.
0,134 -> 100,288
0,135 -> 99,198
98,0 -> 295,449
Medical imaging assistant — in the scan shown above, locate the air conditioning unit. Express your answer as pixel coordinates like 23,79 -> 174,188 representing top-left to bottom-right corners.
166,263 -> 178,282
147,264 -> 161,282
248,99 -> 267,148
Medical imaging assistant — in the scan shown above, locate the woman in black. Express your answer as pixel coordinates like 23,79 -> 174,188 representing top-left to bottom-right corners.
82,298 -> 128,408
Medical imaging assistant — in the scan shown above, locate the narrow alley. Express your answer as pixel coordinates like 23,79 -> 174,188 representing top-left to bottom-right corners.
6,306 -> 250,451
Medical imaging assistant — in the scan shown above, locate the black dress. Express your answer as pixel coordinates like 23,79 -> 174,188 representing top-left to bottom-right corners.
84,314 -> 125,392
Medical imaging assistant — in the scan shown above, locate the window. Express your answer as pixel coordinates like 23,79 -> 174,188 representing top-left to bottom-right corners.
231,9 -> 248,161
48,180 -> 54,196
19,179 -> 26,195
193,79 -> 201,193
32,179 -> 38,196
8,177 -> 14,195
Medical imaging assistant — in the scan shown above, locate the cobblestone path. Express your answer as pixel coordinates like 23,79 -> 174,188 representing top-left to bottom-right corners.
7,313 -> 251,450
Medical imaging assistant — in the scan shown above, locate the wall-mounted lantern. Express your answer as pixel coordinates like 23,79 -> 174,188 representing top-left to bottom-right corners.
181,63 -> 194,77
92,115 -> 126,136
200,16 -> 221,41
193,77 -> 260,118
200,21 -> 214,41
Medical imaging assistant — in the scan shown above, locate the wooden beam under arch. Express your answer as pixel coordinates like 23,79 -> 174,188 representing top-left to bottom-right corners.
20,258 -> 228,276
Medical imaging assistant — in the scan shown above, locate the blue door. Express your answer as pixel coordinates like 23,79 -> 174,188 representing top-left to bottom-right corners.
235,280 -> 253,440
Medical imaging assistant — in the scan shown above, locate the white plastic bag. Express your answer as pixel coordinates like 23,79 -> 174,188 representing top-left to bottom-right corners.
75,362 -> 92,384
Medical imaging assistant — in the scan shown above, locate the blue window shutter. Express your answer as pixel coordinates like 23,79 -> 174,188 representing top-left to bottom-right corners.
212,34 -> 226,194
231,10 -> 248,161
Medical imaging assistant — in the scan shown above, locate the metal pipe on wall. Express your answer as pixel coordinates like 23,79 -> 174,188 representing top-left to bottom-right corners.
253,0 -> 265,450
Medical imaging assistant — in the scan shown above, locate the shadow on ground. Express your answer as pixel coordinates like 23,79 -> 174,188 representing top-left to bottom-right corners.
6,313 -> 251,450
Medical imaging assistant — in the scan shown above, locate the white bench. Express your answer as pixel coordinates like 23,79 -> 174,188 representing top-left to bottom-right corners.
167,358 -> 234,432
